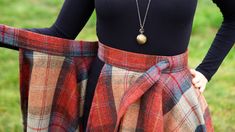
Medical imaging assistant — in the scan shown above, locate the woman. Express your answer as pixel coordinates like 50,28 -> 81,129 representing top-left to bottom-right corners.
1,0 -> 235,131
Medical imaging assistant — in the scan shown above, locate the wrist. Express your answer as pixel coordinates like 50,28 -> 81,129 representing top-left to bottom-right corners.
195,67 -> 211,82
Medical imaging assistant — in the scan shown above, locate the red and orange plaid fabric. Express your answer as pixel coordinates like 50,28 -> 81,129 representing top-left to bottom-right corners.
0,25 -> 214,132
0,25 -> 97,131
87,43 -> 214,132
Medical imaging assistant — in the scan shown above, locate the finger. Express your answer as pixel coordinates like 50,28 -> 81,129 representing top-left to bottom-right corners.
194,82 -> 202,88
192,76 -> 201,84
199,85 -> 206,93
200,81 -> 207,92
190,69 -> 196,76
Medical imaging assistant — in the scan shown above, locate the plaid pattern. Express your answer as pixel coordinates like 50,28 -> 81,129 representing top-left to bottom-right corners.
0,24 -> 214,132
87,43 -> 214,132
0,25 -> 97,131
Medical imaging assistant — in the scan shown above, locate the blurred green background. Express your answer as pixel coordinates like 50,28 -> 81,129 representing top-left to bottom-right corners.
0,0 -> 234,131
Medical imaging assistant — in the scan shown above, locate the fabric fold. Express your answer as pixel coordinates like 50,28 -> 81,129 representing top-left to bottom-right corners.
115,61 -> 169,131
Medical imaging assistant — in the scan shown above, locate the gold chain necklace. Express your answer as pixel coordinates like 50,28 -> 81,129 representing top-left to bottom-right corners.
135,0 -> 152,45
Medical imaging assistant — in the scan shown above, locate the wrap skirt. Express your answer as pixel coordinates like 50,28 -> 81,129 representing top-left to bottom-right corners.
0,25 -> 214,132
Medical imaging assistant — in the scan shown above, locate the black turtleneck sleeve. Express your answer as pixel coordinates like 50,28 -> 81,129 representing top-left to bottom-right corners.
196,0 -> 235,81
26,0 -> 95,39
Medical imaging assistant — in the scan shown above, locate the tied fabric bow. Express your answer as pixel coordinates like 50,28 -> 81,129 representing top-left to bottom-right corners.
114,61 -> 169,131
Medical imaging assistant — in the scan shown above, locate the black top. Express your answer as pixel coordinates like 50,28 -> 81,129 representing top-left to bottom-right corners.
27,0 -> 235,81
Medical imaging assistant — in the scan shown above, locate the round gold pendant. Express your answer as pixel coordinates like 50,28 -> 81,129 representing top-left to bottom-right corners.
136,33 -> 147,45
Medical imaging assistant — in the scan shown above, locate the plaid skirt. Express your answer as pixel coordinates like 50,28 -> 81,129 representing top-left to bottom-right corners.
0,25 -> 214,132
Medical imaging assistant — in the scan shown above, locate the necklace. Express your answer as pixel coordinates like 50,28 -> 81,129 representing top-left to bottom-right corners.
135,0 -> 152,45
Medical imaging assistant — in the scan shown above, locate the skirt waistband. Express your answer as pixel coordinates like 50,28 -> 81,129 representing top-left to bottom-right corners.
0,25 -> 98,56
98,41 -> 188,73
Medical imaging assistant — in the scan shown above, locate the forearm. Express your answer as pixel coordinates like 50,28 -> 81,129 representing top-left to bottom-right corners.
196,19 -> 235,81
24,24 -> 71,39
1,0 -> 94,50
196,0 -> 235,81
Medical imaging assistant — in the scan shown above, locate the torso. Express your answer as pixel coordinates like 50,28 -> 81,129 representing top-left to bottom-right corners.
95,0 -> 198,55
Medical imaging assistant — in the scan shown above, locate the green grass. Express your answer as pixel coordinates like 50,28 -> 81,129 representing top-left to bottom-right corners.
0,0 -> 235,131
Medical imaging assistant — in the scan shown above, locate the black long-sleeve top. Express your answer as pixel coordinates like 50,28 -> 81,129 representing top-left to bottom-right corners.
27,0 -> 235,81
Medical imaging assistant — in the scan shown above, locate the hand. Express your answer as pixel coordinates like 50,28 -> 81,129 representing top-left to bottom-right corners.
190,69 -> 208,93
